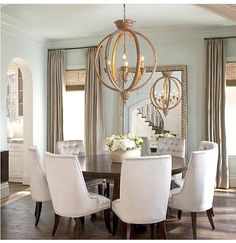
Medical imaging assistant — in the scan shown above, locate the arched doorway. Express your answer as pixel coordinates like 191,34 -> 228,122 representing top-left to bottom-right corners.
6,57 -> 33,185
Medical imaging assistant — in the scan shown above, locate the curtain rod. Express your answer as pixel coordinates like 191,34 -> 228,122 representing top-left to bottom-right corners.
204,36 -> 236,40
48,45 -> 97,51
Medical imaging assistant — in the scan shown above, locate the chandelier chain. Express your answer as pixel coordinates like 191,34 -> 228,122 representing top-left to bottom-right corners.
123,4 -> 126,55
123,4 -> 126,21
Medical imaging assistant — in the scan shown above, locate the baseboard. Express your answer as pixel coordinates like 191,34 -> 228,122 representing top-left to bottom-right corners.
9,177 -> 23,183
23,173 -> 30,185
1,182 -> 9,199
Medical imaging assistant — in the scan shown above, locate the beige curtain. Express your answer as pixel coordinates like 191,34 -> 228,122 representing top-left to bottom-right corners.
205,38 -> 229,188
47,50 -> 65,153
85,47 -> 105,156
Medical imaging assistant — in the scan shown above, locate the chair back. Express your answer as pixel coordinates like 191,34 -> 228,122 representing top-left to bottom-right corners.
141,137 -> 151,156
29,146 -> 51,202
198,140 -> 218,151
44,152 -> 98,217
173,142 -> 218,212
158,137 -> 185,158
56,140 -> 85,156
118,155 -> 172,224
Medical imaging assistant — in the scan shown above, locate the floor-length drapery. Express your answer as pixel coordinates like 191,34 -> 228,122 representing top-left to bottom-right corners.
85,47 -> 105,156
205,38 -> 229,188
47,50 -> 65,153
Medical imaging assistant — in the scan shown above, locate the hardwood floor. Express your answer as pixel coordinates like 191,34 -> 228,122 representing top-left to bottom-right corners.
1,188 -> 236,239
8,182 -> 29,195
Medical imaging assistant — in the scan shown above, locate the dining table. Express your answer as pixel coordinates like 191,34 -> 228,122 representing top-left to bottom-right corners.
78,153 -> 186,200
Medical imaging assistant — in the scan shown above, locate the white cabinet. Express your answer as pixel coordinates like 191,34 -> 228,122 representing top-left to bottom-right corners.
8,143 -> 23,183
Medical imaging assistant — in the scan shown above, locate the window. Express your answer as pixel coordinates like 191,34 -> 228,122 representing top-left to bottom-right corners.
225,62 -> 236,155
63,69 -> 86,141
65,69 -> 86,91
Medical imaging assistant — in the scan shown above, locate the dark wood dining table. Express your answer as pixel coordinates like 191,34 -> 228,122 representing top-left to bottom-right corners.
78,154 -> 186,200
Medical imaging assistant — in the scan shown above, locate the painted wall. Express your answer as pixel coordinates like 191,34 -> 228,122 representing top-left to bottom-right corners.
1,29 -> 47,184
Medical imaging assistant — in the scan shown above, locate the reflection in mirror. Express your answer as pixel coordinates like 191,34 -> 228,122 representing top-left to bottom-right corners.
121,65 -> 187,144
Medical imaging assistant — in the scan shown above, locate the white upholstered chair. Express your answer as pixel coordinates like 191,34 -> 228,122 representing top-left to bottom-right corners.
29,146 -> 51,227
140,136 -> 151,156
56,140 -> 104,194
158,137 -> 185,185
44,152 -> 111,236
112,155 -> 172,239
157,137 -> 185,158
56,140 -> 85,156
168,141 -> 218,239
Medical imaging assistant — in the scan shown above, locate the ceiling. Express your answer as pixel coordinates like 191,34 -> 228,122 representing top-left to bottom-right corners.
1,4 -> 236,42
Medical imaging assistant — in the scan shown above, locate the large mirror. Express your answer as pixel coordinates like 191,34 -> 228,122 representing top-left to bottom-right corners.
119,65 -> 187,142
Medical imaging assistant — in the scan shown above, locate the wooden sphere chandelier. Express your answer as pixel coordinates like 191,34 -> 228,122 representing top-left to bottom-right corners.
94,4 -> 157,102
150,71 -> 182,116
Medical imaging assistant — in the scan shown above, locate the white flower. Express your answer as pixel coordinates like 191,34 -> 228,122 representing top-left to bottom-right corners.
106,134 -> 143,152
155,132 -> 175,140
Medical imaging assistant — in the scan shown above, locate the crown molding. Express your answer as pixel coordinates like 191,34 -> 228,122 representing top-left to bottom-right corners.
1,13 -> 49,46
196,4 -> 236,22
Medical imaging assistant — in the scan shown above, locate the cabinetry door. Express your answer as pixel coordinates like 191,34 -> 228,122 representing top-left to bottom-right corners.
8,144 -> 23,183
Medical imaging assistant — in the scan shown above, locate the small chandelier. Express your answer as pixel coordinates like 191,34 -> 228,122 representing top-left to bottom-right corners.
94,4 -> 157,102
150,71 -> 182,116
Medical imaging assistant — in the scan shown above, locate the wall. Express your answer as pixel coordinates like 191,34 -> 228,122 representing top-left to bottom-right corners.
1,25 -> 47,184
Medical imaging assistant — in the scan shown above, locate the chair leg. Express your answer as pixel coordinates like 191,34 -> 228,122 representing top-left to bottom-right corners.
52,214 -> 60,236
104,208 -> 112,233
157,220 -> 167,239
35,202 -> 42,227
210,207 -> 214,217
104,182 -> 110,198
150,223 -> 155,233
178,210 -> 182,220
80,216 -> 85,226
98,184 -> 103,195
191,212 -> 197,239
126,223 -> 133,239
74,217 -> 84,227
206,208 -> 215,230
112,212 -> 119,235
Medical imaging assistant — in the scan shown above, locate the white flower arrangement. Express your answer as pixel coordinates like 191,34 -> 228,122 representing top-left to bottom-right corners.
106,134 -> 143,152
155,132 -> 175,140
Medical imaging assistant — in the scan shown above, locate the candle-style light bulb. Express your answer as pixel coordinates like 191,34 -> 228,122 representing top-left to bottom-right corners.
122,53 -> 128,67
141,56 -> 145,68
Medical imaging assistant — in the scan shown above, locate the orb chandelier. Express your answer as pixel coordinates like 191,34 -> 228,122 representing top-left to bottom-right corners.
94,4 -> 157,102
150,71 -> 182,116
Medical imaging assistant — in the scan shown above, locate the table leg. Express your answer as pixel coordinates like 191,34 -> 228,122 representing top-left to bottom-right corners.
112,178 -> 120,200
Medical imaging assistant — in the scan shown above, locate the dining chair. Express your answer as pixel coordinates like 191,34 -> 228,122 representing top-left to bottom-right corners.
157,137 -> 185,158
157,137 -> 186,186
140,136 -> 151,156
28,146 -> 51,227
168,141 -> 218,239
44,152 -> 111,236
56,140 -> 105,195
112,155 -> 172,239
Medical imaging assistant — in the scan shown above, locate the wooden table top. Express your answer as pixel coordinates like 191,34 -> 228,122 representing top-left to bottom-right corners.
78,154 -> 186,180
